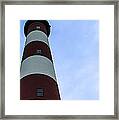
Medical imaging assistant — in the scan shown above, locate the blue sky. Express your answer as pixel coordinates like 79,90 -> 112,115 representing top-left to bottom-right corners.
20,20 -> 99,100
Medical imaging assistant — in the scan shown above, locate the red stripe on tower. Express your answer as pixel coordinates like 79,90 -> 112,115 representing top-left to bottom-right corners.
20,20 -> 61,100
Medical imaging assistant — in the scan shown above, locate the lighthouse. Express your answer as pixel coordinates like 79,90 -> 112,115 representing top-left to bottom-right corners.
20,20 -> 61,100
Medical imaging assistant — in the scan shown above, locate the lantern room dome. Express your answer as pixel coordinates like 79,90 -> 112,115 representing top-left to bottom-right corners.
24,20 -> 51,37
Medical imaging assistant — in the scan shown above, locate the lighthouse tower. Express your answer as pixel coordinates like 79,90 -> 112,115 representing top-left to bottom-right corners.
20,20 -> 61,100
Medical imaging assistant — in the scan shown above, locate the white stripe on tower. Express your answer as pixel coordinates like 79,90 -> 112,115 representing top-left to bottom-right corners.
20,55 -> 56,80
25,30 -> 49,46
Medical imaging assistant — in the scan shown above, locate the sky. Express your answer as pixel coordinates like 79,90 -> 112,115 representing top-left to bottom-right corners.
20,20 -> 99,100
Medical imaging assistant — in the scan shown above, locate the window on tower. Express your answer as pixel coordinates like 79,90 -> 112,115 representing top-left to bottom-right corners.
36,88 -> 44,97
36,26 -> 40,29
36,49 -> 42,54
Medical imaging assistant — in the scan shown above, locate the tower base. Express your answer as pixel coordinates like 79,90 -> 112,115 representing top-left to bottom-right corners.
20,74 -> 61,100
